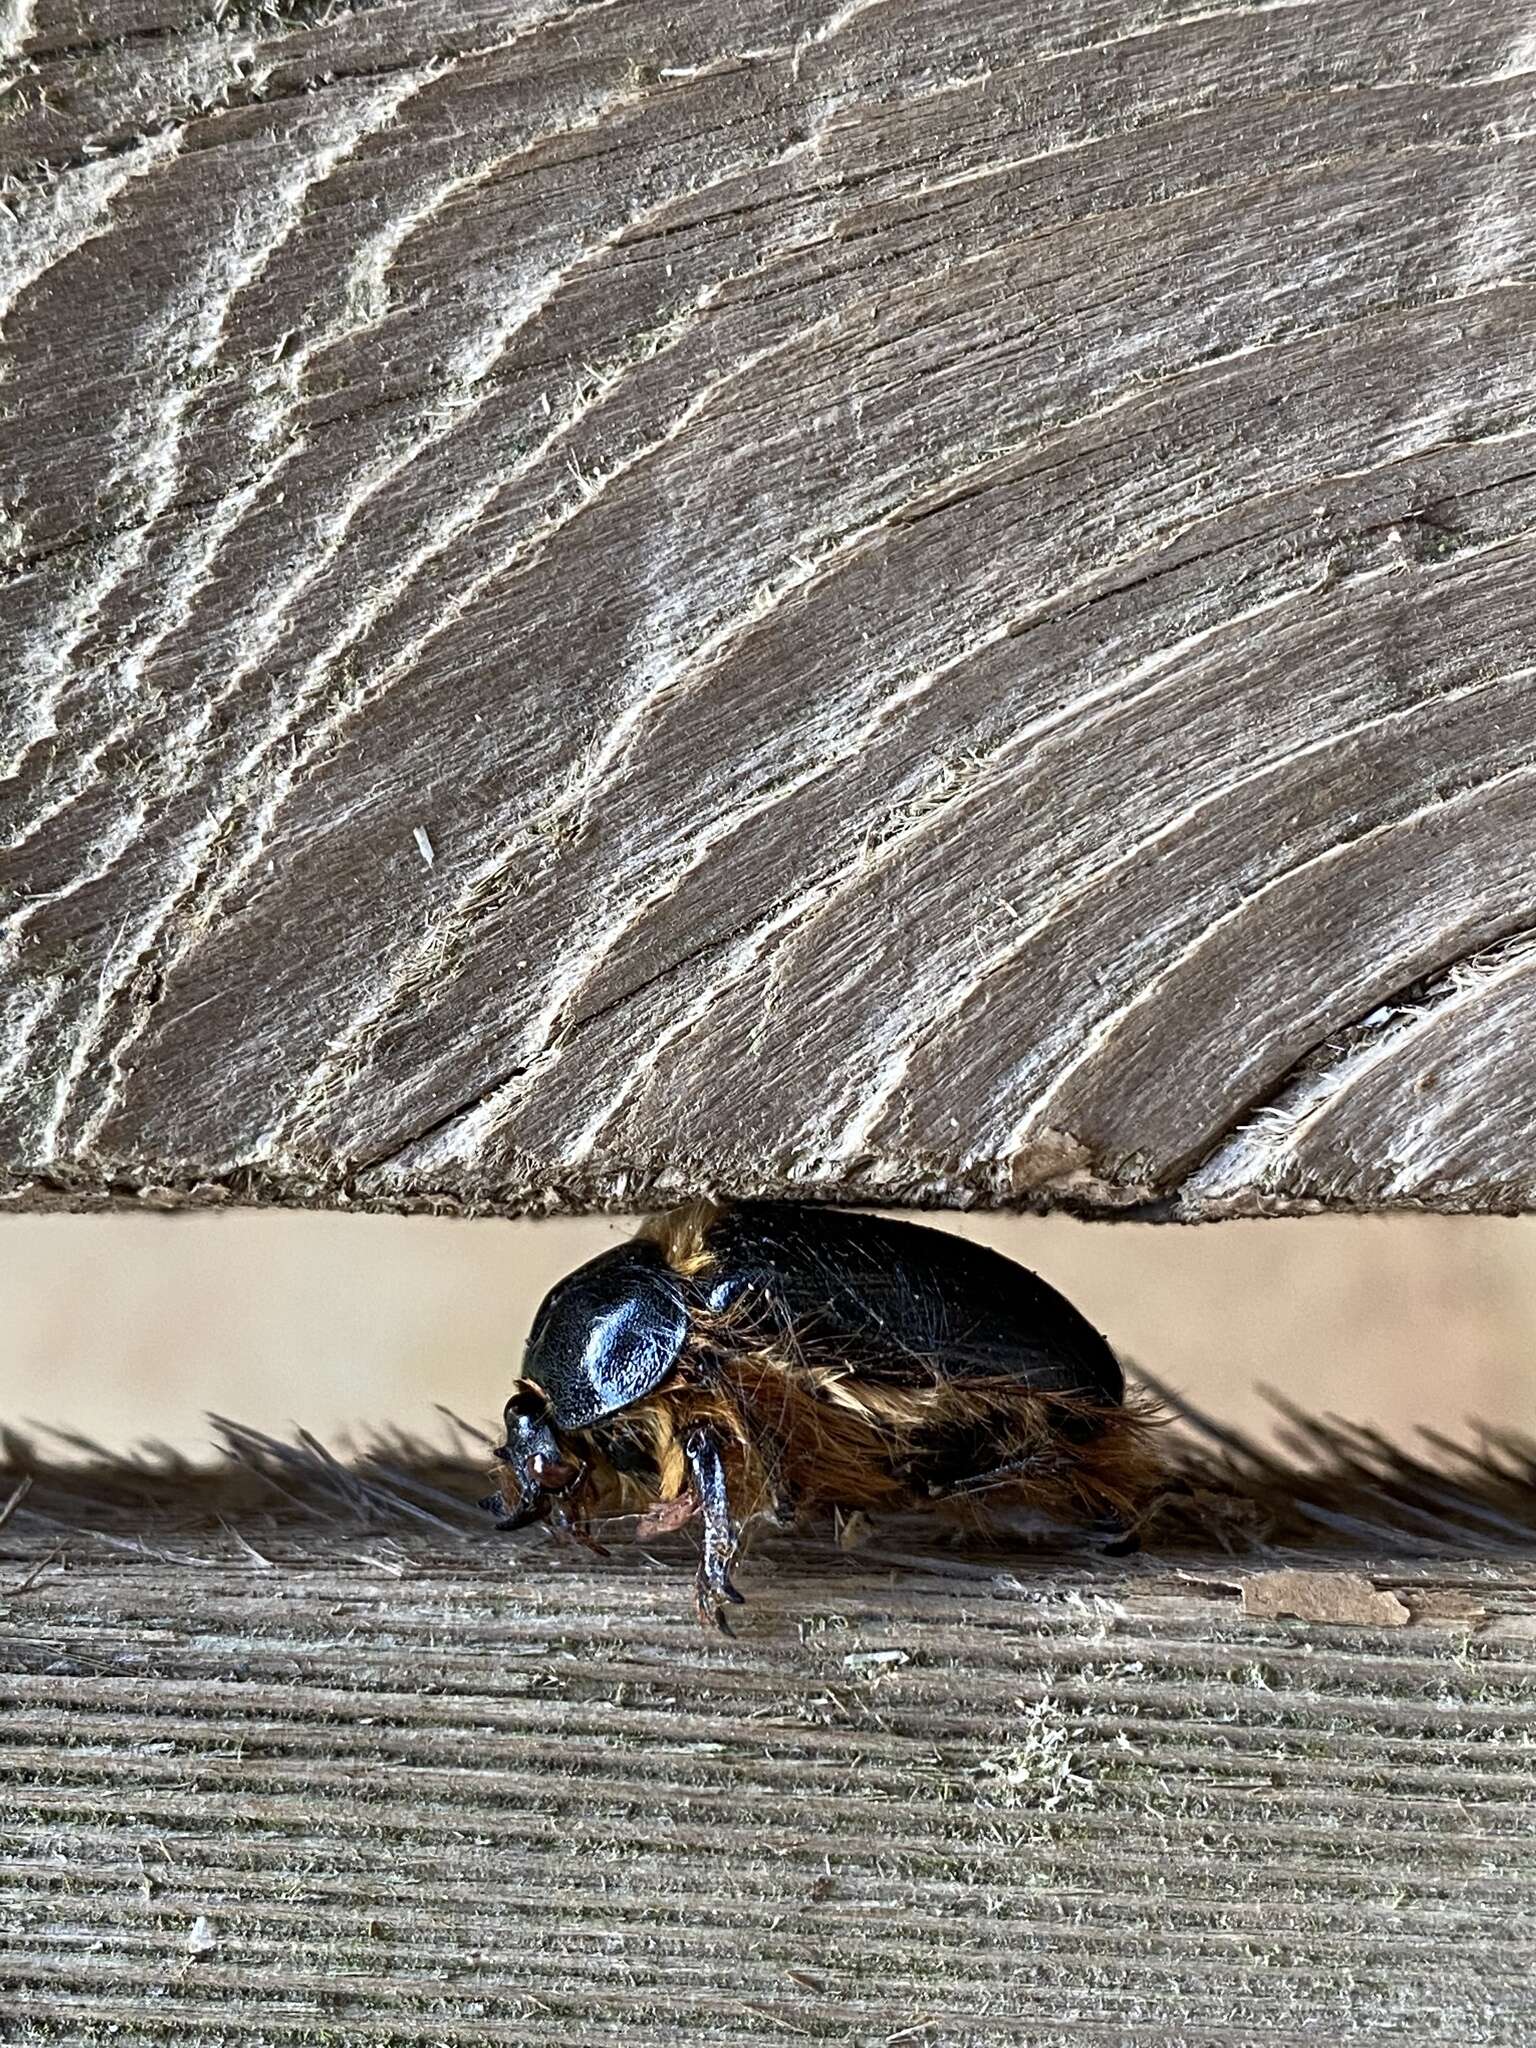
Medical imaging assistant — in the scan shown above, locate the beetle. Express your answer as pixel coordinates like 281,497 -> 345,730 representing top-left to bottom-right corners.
485,1200 -> 1160,1628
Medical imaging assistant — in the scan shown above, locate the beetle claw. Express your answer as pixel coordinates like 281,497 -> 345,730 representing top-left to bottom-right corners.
694,1578 -> 739,1637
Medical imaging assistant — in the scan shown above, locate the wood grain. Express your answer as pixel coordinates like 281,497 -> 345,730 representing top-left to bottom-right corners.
5,1 -> 1536,1215
3,1430 -> 1536,2045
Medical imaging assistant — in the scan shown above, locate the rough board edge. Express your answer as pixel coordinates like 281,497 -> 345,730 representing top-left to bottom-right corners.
0,1160 -> 1367,1222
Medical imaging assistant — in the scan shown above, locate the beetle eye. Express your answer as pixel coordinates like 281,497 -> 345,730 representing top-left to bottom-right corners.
504,1384 -> 550,1425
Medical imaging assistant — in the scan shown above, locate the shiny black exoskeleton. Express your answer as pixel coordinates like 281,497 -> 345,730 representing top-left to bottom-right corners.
485,1202 -> 1143,1627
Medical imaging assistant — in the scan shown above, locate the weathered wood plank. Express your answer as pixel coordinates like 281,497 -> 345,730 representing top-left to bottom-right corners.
4,1 -> 1536,1214
3,1430 -> 1536,2045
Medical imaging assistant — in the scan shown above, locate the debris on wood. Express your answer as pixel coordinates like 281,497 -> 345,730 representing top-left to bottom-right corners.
634,1495 -> 699,1537
1237,1569 -> 1410,1627
184,1915 -> 218,1957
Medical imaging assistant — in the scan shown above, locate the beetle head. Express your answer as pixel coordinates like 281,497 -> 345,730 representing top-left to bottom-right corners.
488,1241 -> 693,1531
491,1382 -> 586,1527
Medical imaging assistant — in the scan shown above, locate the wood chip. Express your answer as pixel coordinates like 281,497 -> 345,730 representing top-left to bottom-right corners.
1238,1569 -> 1410,1627
634,1495 -> 698,1537
1406,1589 -> 1489,1626
185,1915 -> 218,1956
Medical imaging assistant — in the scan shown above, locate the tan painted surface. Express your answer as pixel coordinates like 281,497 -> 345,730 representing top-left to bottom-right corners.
2,1210 -> 1533,1458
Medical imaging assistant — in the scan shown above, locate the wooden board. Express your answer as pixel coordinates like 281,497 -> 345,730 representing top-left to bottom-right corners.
5,0 -> 1536,1216
3,1428 -> 1536,2045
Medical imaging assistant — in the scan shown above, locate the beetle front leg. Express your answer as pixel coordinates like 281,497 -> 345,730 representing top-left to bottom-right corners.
683,1427 -> 745,1632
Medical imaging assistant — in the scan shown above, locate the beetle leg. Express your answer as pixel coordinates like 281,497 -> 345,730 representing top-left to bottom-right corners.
683,1427 -> 745,1632
549,1496 -> 610,1558
489,1397 -> 588,1533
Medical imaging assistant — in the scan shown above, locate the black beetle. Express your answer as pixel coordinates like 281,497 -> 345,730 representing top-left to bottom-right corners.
486,1201 -> 1158,1628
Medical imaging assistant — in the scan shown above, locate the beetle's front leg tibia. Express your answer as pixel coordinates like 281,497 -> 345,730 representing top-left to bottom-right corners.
487,1393 -> 587,1534
683,1427 -> 745,1633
